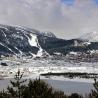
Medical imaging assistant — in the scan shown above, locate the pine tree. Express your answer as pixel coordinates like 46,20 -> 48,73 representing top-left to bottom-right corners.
91,78 -> 98,98
22,78 -> 54,98
7,70 -> 27,98
0,90 -> 10,98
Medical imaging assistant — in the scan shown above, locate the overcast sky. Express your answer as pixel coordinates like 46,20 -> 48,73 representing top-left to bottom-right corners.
0,0 -> 98,39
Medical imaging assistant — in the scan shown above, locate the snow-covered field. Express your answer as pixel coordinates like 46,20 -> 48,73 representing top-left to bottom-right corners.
0,57 -> 97,95
0,57 -> 98,81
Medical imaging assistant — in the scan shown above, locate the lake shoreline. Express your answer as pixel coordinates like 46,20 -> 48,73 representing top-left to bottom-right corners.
0,76 -> 95,96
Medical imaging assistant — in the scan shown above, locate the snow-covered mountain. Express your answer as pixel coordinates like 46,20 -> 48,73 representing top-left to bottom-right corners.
0,24 -> 69,57
1,24 -> 98,57
0,24 -> 46,57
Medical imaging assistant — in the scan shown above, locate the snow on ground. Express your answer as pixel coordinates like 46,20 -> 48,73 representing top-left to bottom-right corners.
26,33 -> 43,57
0,57 -> 97,95
28,34 -> 38,47
0,57 -> 98,82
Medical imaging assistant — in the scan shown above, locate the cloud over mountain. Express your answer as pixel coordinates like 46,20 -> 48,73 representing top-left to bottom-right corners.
0,0 -> 98,39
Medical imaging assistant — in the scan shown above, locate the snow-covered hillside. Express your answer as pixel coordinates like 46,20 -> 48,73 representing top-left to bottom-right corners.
1,24 -> 98,57
0,24 -> 74,57
0,24 -> 58,57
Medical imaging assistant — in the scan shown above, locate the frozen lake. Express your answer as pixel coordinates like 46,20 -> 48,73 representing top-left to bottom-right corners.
47,79 -> 95,95
0,77 -> 95,96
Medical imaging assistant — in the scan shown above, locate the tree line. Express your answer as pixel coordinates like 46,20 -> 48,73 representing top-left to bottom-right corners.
0,70 -> 98,98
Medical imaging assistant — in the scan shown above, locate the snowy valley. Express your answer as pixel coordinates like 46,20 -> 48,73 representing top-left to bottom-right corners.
0,24 -> 98,80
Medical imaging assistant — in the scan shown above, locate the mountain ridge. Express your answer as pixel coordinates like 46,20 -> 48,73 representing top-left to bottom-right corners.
0,24 -> 98,57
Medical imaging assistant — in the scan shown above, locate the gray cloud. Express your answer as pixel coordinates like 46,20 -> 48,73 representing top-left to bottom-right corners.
0,0 -> 98,39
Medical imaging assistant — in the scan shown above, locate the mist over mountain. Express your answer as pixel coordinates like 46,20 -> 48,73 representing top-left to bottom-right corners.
79,31 -> 98,42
